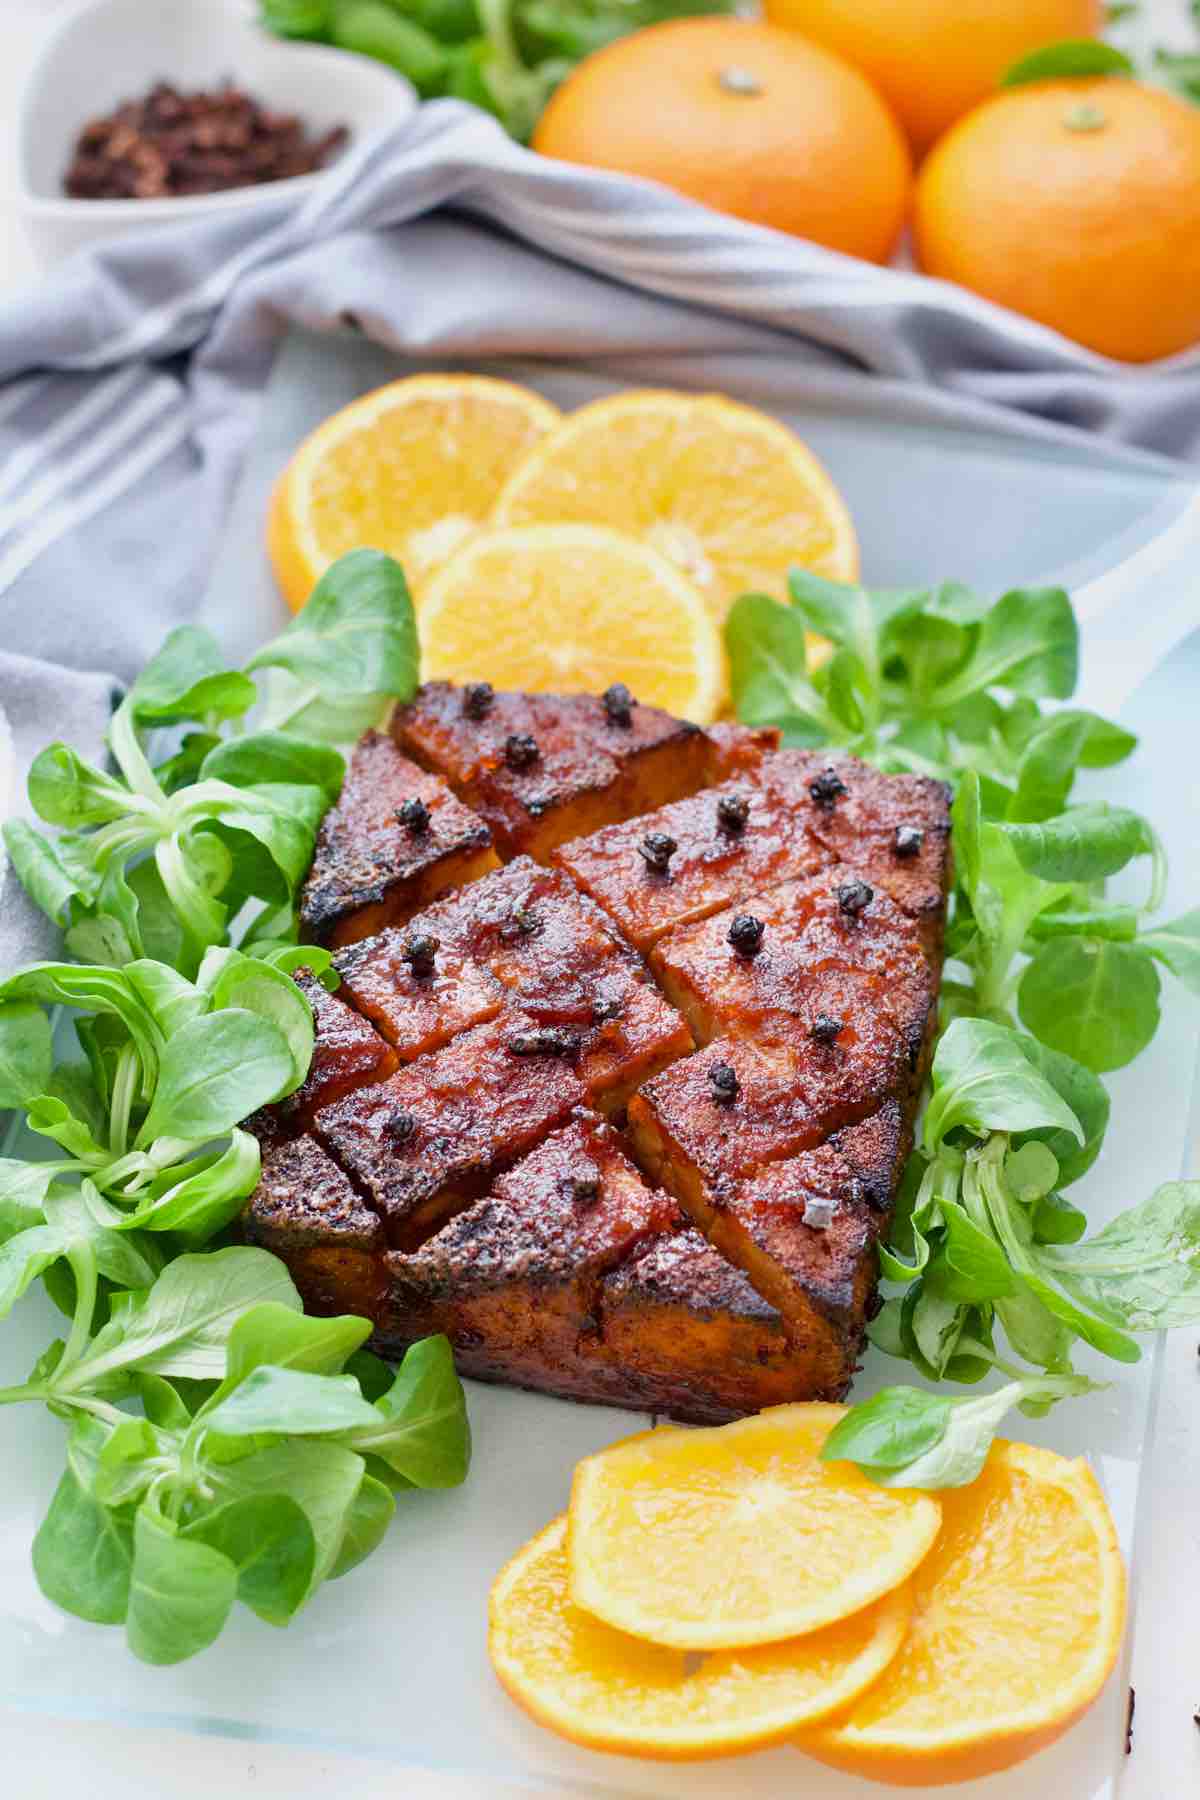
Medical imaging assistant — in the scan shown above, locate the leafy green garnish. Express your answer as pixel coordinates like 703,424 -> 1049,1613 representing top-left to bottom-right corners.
2,550 -> 419,976
821,1373 -> 1098,1490
14,1270 -> 468,1664
828,1019 -> 1200,1485
0,549 -> 469,1664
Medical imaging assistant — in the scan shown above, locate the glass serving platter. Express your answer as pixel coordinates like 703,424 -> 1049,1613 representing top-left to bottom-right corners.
2,331 -> 1197,1799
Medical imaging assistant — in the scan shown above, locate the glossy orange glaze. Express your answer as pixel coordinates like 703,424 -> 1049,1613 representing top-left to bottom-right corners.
376,1111 -> 676,1392
393,681 -> 710,861
333,922 -> 506,1061
700,1108 -> 906,1394
629,1027 -> 909,1200
276,969 -> 400,1124
750,750 -> 951,956
703,720 -> 782,782
299,729 -> 499,947
651,867 -> 935,1070
553,777 -> 831,951
313,1013 -> 586,1248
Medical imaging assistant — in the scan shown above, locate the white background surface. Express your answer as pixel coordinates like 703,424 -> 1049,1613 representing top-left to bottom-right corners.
0,4 -> 1198,1797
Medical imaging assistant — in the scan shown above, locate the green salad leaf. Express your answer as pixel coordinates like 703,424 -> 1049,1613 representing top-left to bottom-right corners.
2,550 -> 418,973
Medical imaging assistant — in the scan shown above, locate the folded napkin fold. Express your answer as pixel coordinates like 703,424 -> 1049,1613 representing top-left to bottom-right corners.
0,97 -> 1195,977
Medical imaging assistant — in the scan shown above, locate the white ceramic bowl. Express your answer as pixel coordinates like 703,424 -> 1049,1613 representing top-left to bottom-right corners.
18,0 -> 416,265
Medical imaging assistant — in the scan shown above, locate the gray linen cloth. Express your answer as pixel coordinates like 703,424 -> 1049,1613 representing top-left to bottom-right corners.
1,98 -> 1197,972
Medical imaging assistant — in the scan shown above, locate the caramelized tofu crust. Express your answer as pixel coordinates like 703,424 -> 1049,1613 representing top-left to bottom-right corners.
591,1225 -> 805,1424
392,682 -> 710,861
314,1013 -> 585,1249
570,973 -> 694,1116
375,1111 -> 676,1397
703,721 -> 782,782
335,858 -> 692,1104
243,1134 -> 387,1320
275,969 -> 400,1126
696,1108 -> 907,1399
421,857 -> 635,1006
750,751 -> 951,956
299,729 -> 499,947
651,869 -> 936,1076
627,1030 -> 906,1206
553,777 -> 829,952
333,923 -> 506,1061
272,711 -> 947,1422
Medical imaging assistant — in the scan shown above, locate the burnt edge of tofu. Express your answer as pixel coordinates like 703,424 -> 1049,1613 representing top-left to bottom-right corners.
273,968 -> 400,1128
299,728 -> 498,946
391,681 -> 715,861
243,1132 -> 389,1320
246,719 -> 948,1420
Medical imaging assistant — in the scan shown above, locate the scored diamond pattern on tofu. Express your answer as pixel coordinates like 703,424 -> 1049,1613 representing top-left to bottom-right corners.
553,777 -> 830,952
272,969 -> 400,1127
333,921 -> 507,1062
336,856 -> 693,1105
299,728 -> 499,948
685,1107 -> 907,1401
589,1224 -> 805,1424
650,869 -> 935,1079
375,1111 -> 677,1401
749,751 -> 951,957
244,685 -> 952,1424
392,681 -> 712,861
314,1012 -> 587,1250
627,1029 -> 910,1206
244,1134 -> 387,1320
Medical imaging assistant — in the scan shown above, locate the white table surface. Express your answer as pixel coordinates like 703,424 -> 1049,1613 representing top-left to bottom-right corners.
1,4 -> 1199,1797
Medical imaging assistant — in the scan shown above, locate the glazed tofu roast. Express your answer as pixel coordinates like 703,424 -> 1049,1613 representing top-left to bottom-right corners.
244,681 -> 951,1423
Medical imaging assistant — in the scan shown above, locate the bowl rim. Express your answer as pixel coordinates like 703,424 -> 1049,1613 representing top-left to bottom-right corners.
17,0 -> 410,219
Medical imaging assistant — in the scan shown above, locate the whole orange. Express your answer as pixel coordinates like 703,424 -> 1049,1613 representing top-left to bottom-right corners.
914,79 -> 1200,363
532,19 -> 912,264
763,0 -> 1102,155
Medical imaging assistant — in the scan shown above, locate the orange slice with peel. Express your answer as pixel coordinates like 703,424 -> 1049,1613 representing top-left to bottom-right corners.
417,523 -> 725,723
567,1404 -> 942,1650
489,1515 -> 912,1761
796,1439 -> 1127,1787
492,388 -> 858,620
268,374 -> 561,611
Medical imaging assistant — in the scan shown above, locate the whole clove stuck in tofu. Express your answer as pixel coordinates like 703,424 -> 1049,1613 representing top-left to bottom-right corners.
245,682 -> 953,1423
63,82 -> 349,201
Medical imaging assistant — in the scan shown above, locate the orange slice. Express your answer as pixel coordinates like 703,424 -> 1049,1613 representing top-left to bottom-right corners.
489,1515 -> 911,1761
796,1439 -> 1127,1787
268,375 -> 561,611
417,523 -> 725,723
567,1404 -> 941,1650
492,389 -> 858,620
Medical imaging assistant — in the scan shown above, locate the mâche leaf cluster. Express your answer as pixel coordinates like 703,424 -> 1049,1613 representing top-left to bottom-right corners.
0,551 -> 471,1663
727,572 -> 1200,1486
3,548 -> 419,979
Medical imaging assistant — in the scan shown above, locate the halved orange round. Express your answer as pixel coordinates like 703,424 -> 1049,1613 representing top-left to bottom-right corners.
567,1404 -> 942,1650
796,1440 -> 1127,1787
268,374 -> 561,611
417,523 -> 725,723
492,389 -> 858,620
489,1515 -> 912,1761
